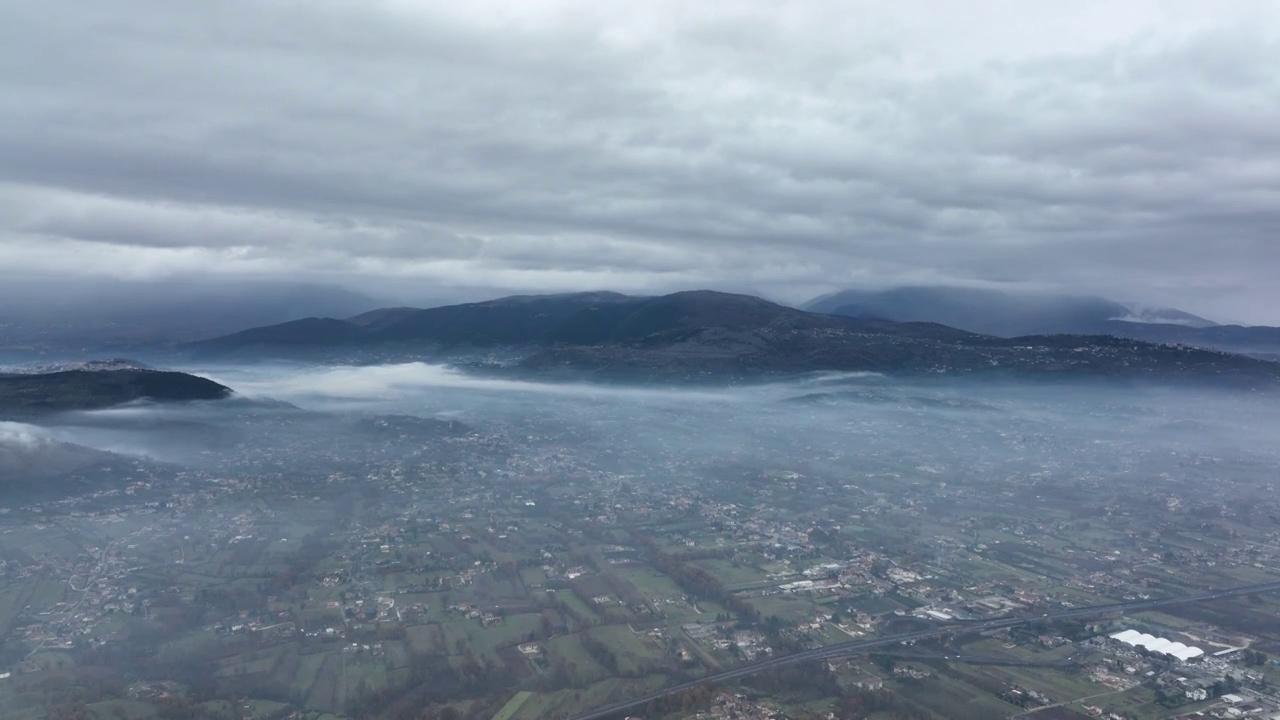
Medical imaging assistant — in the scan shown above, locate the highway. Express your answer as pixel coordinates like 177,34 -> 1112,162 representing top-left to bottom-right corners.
567,579 -> 1280,720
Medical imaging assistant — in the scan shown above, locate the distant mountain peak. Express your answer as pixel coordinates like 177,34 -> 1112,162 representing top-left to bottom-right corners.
488,290 -> 639,304
806,286 -> 1218,334
189,289 -> 832,355
1110,304 -> 1217,328
181,289 -> 1280,385
801,285 -> 1280,358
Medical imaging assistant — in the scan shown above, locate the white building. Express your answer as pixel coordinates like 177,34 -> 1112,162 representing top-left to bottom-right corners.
1109,629 -> 1204,661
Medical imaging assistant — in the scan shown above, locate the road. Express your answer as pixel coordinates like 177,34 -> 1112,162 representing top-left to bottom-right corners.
30,535 -> 138,659
568,579 -> 1280,720
1010,688 -> 1129,718
877,652 -> 1078,669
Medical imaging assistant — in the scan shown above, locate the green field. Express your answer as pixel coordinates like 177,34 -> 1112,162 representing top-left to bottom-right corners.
491,690 -> 534,720
889,672 -> 1020,720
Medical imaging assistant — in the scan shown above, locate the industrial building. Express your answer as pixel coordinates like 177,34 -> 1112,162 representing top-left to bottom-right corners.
1109,629 -> 1205,661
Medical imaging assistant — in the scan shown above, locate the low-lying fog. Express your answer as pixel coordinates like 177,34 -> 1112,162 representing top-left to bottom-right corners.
7,362 -> 1280,500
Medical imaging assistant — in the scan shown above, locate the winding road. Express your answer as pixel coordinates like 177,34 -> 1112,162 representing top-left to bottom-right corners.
568,580 -> 1280,720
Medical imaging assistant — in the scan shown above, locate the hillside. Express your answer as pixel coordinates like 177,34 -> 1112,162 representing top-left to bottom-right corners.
0,434 -> 114,501
185,290 -> 1280,385
520,323 -> 1277,383
804,287 -> 1217,335
0,369 -> 233,420
189,289 -> 952,354
803,286 -> 1280,357
1094,321 -> 1280,358
196,317 -> 368,350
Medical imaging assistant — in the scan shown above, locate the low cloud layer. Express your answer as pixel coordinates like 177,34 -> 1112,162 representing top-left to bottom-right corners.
0,421 -> 51,450
3,1 -> 1279,321
200,362 -> 743,410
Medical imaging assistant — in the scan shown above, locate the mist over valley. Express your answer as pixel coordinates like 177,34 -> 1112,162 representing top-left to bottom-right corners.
2,353 -> 1280,718
6,0 -> 1280,714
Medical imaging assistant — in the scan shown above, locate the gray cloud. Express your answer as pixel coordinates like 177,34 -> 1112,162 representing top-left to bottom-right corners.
2,0 -> 1279,321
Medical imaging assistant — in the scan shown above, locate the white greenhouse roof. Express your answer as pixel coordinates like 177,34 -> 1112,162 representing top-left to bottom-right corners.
1109,629 -> 1204,660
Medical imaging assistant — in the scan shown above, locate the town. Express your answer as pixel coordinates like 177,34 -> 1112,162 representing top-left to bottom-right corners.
3,376 -> 1280,720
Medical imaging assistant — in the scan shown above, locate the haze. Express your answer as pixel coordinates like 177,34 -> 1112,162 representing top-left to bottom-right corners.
4,2 -> 1280,718
4,363 -> 1280,717
27,362 -> 1280,469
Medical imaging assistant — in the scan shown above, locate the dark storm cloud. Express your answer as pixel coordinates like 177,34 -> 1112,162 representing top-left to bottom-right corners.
2,0 -> 1279,320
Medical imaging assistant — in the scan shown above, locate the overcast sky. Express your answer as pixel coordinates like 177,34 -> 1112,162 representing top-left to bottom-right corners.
2,0 -> 1279,322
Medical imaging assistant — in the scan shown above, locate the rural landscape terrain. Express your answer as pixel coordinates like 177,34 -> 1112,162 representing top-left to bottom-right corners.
4,292 -> 1280,720
7,0 -> 1280,717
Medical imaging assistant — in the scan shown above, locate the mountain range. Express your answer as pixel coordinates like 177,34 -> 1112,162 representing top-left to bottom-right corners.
803,286 -> 1280,358
183,290 -> 1280,385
